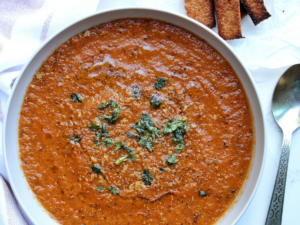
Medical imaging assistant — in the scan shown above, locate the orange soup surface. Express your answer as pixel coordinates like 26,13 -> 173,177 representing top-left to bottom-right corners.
19,19 -> 253,225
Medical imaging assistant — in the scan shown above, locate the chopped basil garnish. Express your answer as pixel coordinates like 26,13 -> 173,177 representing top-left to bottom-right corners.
96,185 -> 105,192
89,124 -> 100,131
108,186 -> 119,195
199,190 -> 207,197
155,77 -> 167,90
175,141 -> 186,153
139,136 -> 153,152
130,114 -> 161,152
110,101 -> 118,107
115,155 -> 128,165
123,146 -> 136,160
71,92 -> 82,103
103,107 -> 121,124
141,169 -> 153,185
132,85 -> 142,100
126,132 -> 137,138
115,141 -> 125,151
138,114 -> 161,141
160,167 -> 166,173
167,154 -> 177,166
115,142 -> 136,160
70,134 -> 82,142
94,139 -> 100,147
91,164 -> 102,174
163,119 -> 187,137
150,95 -> 162,109
163,119 -> 187,152
102,138 -> 114,147
94,124 -> 108,147
97,100 -> 118,109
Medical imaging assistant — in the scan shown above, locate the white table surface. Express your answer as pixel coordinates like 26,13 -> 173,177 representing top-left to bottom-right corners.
0,1 -> 299,225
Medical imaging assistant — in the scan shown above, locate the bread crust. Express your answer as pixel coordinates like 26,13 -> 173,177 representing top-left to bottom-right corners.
240,2 -> 248,19
184,0 -> 216,28
241,0 -> 271,25
214,0 -> 243,40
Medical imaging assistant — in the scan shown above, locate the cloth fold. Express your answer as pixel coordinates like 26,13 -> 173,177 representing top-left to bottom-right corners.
0,176 -> 27,225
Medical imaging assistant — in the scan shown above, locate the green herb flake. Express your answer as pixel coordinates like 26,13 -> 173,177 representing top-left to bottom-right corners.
70,134 -> 82,142
132,114 -> 161,152
108,186 -> 119,195
94,124 -> 108,147
89,124 -> 100,131
102,124 -> 108,134
96,185 -> 105,192
160,167 -> 166,173
97,100 -> 118,109
138,136 -> 153,152
115,141 -> 125,151
199,190 -> 207,197
94,139 -> 100,147
175,141 -> 186,153
155,77 -> 168,90
98,103 -> 108,110
150,95 -> 162,109
141,114 -> 161,141
163,119 -> 187,135
167,154 -> 177,166
141,169 -> 154,185
115,155 -> 128,165
115,142 -> 137,160
163,119 -> 187,152
126,132 -> 137,138
173,129 -> 186,143
123,146 -> 137,160
91,164 -> 102,174
232,189 -> 236,193
71,92 -> 82,103
104,107 -> 121,124
132,85 -> 142,100
110,101 -> 118,107
102,138 -> 114,147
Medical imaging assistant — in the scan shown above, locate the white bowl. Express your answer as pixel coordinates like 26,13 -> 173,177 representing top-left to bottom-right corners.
3,7 -> 266,225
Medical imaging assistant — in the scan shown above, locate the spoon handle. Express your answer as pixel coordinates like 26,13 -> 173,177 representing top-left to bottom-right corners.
265,133 -> 291,225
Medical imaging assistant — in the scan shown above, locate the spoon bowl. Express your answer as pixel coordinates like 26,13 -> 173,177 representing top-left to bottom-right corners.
266,64 -> 300,225
272,65 -> 300,132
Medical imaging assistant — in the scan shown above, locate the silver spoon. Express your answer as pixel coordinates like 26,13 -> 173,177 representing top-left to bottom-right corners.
266,64 -> 300,225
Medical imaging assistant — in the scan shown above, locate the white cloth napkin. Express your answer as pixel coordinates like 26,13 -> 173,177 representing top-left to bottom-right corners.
0,0 -> 99,224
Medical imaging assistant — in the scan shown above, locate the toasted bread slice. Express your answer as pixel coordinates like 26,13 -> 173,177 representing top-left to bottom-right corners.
185,0 -> 216,28
241,0 -> 271,25
214,0 -> 243,40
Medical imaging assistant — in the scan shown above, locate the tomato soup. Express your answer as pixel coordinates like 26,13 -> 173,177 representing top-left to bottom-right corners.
19,19 -> 253,225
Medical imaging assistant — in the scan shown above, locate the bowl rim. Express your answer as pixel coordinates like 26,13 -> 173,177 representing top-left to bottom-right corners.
3,6 -> 266,225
